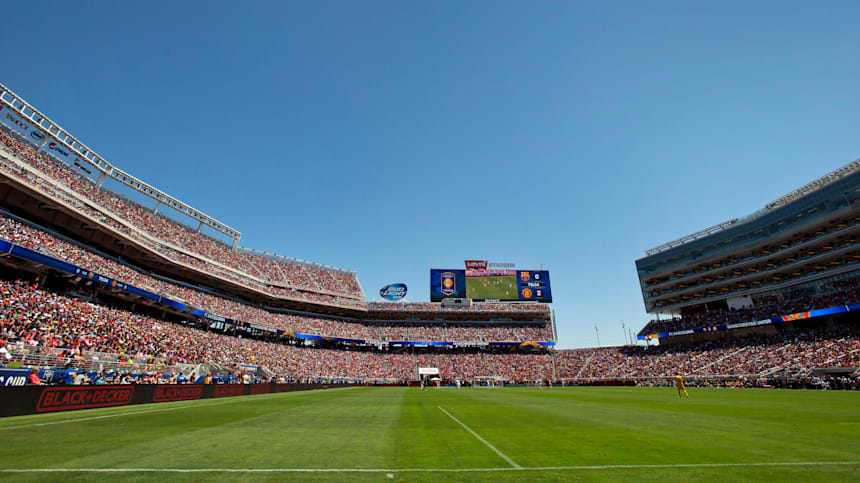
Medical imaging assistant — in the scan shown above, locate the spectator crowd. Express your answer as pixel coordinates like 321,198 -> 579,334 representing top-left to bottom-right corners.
639,279 -> 860,336
1,279 -> 856,385
0,128 -> 364,307
0,212 -> 553,343
0,126 -> 856,389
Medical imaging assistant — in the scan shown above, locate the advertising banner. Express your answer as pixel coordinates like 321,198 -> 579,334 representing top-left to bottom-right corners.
0,105 -> 74,162
0,383 -> 357,418
0,368 -> 30,387
380,283 -> 407,301
638,303 -> 856,340
0,105 -> 37,140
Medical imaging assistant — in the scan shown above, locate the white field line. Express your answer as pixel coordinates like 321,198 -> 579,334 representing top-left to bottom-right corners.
0,388 -> 346,432
0,386 -> 365,431
0,395 -> 285,431
437,406 -> 521,469
0,462 -> 858,473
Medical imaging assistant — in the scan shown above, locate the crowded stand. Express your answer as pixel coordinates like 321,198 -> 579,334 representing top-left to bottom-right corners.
557,323 -> 859,381
0,127 -> 364,305
641,215 -> 859,292
0,279 -> 556,381
1,277 -> 855,385
1,105 -> 855,392
0,212 -> 552,343
638,279 -> 860,336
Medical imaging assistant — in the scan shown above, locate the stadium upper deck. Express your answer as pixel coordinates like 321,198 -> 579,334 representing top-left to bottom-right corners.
0,85 -> 368,309
636,159 -> 860,317
0,83 -> 552,337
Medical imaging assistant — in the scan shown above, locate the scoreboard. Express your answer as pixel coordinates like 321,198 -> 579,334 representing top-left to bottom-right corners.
430,269 -> 552,302
516,270 -> 551,302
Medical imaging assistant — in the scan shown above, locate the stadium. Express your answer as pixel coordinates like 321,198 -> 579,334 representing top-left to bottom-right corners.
0,80 -> 857,479
1,5 -> 860,478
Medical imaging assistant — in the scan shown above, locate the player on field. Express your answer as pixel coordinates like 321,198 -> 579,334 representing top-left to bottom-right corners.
674,375 -> 689,398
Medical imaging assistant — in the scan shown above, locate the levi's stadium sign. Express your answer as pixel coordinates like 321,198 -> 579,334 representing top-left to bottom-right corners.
380,283 -> 407,301
465,260 -> 488,270
465,260 -> 514,269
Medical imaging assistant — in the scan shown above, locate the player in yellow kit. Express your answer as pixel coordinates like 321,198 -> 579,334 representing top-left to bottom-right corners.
674,375 -> 689,398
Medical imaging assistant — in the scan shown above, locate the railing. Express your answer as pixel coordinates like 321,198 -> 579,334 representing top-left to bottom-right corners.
0,145 -> 366,311
0,83 -> 242,242
5,346 -> 196,375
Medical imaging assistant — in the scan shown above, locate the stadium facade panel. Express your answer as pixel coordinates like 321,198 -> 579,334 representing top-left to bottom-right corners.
636,164 -> 860,316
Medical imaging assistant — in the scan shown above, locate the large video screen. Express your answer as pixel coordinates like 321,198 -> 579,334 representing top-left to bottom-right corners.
430,269 -> 552,302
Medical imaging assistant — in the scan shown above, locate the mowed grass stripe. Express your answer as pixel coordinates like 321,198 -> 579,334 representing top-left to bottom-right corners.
0,392 -> 296,431
413,387 -> 860,467
393,388 -> 518,469
0,387 -> 363,431
3,462 -> 860,483
3,461 -> 859,471
438,406 -> 521,468
0,386 -> 858,482
0,387 -> 377,470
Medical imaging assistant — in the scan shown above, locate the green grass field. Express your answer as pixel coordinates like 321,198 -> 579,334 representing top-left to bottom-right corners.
466,275 -> 517,300
1,386 -> 858,481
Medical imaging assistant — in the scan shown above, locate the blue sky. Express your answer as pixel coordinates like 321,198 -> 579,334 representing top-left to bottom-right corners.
2,1 -> 859,348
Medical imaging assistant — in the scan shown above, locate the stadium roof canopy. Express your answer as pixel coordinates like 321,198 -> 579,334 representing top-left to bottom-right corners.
0,83 -> 242,244
645,158 -> 860,256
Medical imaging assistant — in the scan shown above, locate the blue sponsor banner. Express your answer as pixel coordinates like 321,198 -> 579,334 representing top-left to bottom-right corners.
1,368 -> 65,385
0,368 -> 30,386
488,341 -> 556,347
380,283 -> 407,301
2,237 -> 192,312
159,297 -> 193,313
808,306 -> 848,318
197,310 -> 231,324
295,333 -> 337,341
122,284 -> 161,302
72,268 -> 129,292
335,337 -> 366,344
292,333 -> 363,343
295,333 -> 321,340
390,341 -> 453,346
430,269 -> 466,301
10,245 -> 80,273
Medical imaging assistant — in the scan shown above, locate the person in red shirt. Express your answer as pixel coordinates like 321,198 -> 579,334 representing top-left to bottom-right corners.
27,368 -> 43,385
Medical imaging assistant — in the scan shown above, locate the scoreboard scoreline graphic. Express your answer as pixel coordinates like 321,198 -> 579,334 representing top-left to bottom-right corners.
430,269 -> 552,302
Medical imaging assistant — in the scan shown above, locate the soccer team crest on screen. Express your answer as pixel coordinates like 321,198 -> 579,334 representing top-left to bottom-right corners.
440,272 -> 456,296
520,271 -> 530,281
521,287 -> 533,298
